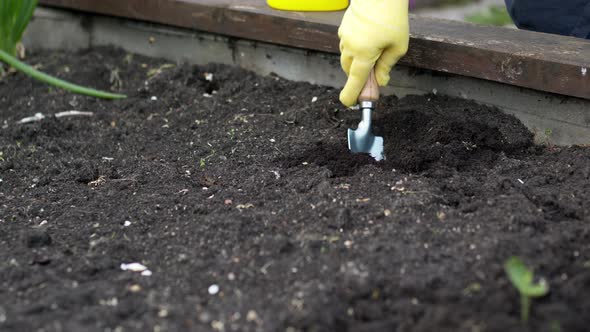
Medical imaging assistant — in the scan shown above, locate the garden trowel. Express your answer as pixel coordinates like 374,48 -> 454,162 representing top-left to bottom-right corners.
347,69 -> 384,161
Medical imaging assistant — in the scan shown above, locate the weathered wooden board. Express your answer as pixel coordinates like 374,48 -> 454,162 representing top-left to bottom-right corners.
39,0 -> 590,100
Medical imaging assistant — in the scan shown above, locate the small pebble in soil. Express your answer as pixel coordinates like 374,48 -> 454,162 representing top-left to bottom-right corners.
208,284 -> 220,295
120,262 -> 152,277
158,308 -> 169,318
246,310 -> 260,323
211,321 -> 224,331
24,229 -> 52,248
128,284 -> 142,293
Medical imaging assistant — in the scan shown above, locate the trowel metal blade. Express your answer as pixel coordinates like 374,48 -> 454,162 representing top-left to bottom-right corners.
347,128 -> 385,161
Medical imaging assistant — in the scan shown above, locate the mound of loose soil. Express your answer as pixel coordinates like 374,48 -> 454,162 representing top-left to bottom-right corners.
1,48 -> 589,332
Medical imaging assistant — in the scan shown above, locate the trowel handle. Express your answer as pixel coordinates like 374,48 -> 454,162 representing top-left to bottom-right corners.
358,68 -> 380,103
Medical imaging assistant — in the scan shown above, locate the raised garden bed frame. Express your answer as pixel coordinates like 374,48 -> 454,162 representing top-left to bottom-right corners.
24,0 -> 590,145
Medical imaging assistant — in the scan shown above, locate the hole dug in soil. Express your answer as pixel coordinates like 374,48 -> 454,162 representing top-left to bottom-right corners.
1,48 -> 589,332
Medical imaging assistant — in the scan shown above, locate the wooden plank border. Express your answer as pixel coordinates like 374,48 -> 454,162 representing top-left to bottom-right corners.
39,0 -> 590,100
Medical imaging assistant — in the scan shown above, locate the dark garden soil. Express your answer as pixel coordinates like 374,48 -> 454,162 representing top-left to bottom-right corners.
1,48 -> 590,332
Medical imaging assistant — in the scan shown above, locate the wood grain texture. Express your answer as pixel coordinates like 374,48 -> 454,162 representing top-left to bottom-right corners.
39,0 -> 590,99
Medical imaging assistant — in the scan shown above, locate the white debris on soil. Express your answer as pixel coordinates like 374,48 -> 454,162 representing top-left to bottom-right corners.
102,157 -> 114,161
517,178 -> 524,184
158,308 -> 169,318
311,96 -> 318,103
150,96 -> 158,101
204,72 -> 213,81
55,111 -> 93,118
99,298 -> 119,307
17,111 -> 94,124
246,310 -> 262,324
128,284 -> 142,293
88,176 -> 106,187
17,113 -> 45,124
208,284 -> 220,295
123,220 -> 131,227
211,321 -> 224,331
236,203 -> 254,210
270,170 -> 281,179
120,262 -> 152,276
121,262 -> 147,272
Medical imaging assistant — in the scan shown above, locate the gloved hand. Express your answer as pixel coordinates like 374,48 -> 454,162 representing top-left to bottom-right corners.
338,0 -> 410,107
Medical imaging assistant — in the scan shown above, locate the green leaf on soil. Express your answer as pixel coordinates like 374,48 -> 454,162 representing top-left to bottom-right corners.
504,256 -> 549,322
505,257 -> 549,297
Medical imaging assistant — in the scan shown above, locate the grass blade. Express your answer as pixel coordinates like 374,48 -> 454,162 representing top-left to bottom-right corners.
0,49 -> 127,99
13,0 -> 38,45
5,0 -> 18,40
0,0 -> 11,53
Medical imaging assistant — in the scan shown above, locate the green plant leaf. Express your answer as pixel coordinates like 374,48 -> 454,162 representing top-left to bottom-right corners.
0,0 -> 11,53
505,256 -> 549,297
13,0 -> 38,47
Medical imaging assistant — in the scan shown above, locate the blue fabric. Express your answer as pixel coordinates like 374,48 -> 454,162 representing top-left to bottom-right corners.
504,0 -> 590,39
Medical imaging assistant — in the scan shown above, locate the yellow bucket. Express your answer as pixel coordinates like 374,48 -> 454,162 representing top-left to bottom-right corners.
267,0 -> 349,11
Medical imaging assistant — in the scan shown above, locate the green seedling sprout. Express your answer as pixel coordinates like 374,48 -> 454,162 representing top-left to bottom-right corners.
504,256 -> 549,323
0,0 -> 125,99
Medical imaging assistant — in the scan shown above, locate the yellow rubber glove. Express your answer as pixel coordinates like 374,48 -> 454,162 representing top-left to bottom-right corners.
338,0 -> 409,107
